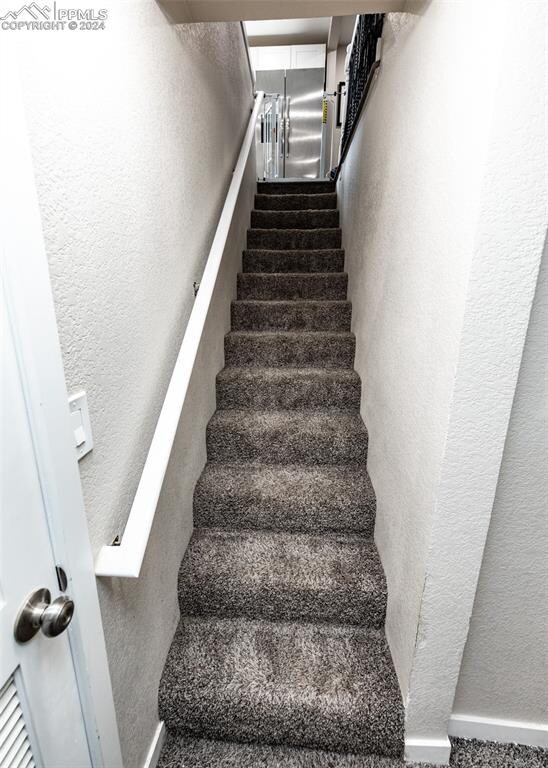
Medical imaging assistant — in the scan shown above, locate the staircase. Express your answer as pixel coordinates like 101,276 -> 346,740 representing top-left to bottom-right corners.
158,180 -> 404,766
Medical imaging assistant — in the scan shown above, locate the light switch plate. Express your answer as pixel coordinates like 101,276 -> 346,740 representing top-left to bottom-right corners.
68,390 -> 93,460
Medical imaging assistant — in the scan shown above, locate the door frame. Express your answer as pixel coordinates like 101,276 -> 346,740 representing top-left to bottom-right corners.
1,42 -> 123,768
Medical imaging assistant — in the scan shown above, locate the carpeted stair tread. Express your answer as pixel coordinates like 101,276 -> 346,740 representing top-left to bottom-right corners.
237,272 -> 348,300
158,616 -> 404,757
225,330 -> 355,368
248,228 -> 342,250
178,528 -> 386,627
257,180 -> 336,195
251,209 -> 340,230
231,300 -> 352,332
194,463 -> 376,535
255,192 -> 338,211
243,249 -> 345,274
206,409 -> 368,466
216,367 -> 361,411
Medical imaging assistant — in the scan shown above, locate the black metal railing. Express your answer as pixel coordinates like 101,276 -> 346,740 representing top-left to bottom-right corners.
333,14 -> 384,180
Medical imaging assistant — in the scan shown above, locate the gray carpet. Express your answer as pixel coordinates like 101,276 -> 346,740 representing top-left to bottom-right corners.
231,299 -> 352,331
242,249 -> 345,273
251,209 -> 340,229
257,181 -> 336,195
193,463 -> 376,535
216,367 -> 361,411
159,617 -> 403,756
205,410 -> 368,465
158,179 -> 404,761
237,273 -> 348,301
177,529 -> 387,626
247,227 -> 342,250
224,331 -> 356,368
254,193 -> 338,211
158,735 -> 548,767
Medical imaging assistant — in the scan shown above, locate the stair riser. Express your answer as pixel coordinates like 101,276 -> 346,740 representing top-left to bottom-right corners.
254,193 -> 337,211
237,273 -> 348,301
162,706 -> 400,757
247,229 -> 342,250
194,477 -> 376,537
257,181 -> 335,195
231,302 -> 351,332
178,590 -> 385,629
178,534 -> 386,628
225,334 -> 355,368
216,373 -> 360,411
251,210 -> 339,230
206,422 -> 368,466
243,250 -> 345,273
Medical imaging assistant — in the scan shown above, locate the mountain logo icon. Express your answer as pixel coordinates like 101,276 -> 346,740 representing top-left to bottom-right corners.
0,3 -> 51,21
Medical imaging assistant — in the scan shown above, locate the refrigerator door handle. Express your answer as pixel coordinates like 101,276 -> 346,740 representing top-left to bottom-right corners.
285,96 -> 291,156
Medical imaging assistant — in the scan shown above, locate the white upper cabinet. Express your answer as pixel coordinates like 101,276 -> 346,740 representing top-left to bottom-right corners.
250,44 -> 326,72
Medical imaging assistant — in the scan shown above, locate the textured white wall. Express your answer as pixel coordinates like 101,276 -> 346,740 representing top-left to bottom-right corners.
337,0 -> 547,753
337,1 -> 504,703
403,1 -> 546,747
452,245 -> 548,726
17,6 -> 253,767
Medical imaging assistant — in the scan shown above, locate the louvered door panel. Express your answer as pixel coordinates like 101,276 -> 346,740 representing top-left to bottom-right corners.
0,678 -> 35,768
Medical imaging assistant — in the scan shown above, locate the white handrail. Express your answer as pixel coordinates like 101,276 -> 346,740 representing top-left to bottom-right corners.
95,92 -> 265,578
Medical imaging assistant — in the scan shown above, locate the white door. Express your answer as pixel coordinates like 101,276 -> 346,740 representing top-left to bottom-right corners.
1,292 -> 92,768
0,41 -> 123,768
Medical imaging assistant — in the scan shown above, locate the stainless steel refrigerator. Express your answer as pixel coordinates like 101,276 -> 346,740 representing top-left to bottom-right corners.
256,68 -> 325,180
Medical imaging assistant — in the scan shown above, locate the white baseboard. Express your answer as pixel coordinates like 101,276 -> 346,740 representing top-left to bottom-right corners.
405,736 -> 451,764
449,713 -> 548,749
143,721 -> 166,768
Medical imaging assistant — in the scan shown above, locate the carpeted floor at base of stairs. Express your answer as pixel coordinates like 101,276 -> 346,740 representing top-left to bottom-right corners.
158,735 -> 548,768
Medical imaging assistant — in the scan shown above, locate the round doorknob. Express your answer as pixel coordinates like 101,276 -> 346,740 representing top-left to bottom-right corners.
41,596 -> 74,638
14,588 -> 74,643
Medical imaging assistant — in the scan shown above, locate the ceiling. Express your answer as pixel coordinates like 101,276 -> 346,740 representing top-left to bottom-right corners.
160,1 -> 406,24
245,17 -> 331,47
